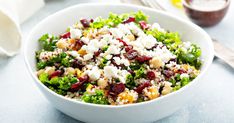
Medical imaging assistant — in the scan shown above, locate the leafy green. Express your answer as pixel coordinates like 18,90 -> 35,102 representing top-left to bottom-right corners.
39,73 -> 49,83
38,34 -> 58,51
180,77 -> 190,87
36,61 -> 47,70
81,89 -> 109,105
125,74 -> 136,89
102,45 -> 109,51
176,44 -> 202,69
90,17 -> 106,29
90,11 -> 148,29
39,73 -> 78,95
146,29 -> 182,52
129,62 -> 141,70
134,66 -> 146,79
99,57 -> 108,69
133,11 -> 148,22
61,58 -> 70,67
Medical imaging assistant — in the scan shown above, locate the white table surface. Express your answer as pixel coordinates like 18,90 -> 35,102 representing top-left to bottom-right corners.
1,0 -> 234,123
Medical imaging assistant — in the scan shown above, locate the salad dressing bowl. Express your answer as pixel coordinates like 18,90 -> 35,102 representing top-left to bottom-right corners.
24,3 -> 214,123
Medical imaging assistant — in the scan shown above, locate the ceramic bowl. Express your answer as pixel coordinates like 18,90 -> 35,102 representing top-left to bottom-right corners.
24,3 -> 214,123
183,0 -> 230,27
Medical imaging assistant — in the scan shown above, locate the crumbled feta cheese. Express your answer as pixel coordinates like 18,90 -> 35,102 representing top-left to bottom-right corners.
70,28 -> 82,39
122,58 -> 130,66
140,35 -> 157,49
117,24 -> 131,35
118,70 -> 130,84
151,23 -> 165,32
88,66 -> 101,81
113,57 -> 121,65
180,73 -> 189,79
83,53 -> 93,61
104,66 -> 118,79
127,22 -> 145,37
68,51 -> 80,58
183,42 -> 191,49
105,45 -> 120,55
81,37 -> 89,44
106,55 -> 112,60
110,28 -> 124,38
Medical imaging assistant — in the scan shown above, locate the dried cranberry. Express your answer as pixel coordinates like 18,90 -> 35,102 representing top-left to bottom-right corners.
70,82 -> 83,91
94,49 -> 102,56
73,39 -> 84,50
90,19 -> 94,23
110,83 -> 125,95
49,70 -> 62,79
78,75 -> 89,83
113,54 -> 121,57
148,44 -> 158,50
177,69 -> 186,74
139,21 -> 149,30
60,32 -> 70,39
70,75 -> 89,92
163,70 -> 174,78
168,58 -> 177,63
124,50 -> 138,60
117,38 -> 128,46
125,45 -> 133,52
135,81 -> 151,94
136,55 -> 152,63
80,19 -> 90,27
123,17 -> 135,24
72,59 -> 84,69
128,70 -> 135,75
147,71 -> 156,80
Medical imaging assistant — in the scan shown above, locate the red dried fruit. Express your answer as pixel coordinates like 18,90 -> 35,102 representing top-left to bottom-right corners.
60,32 -> 70,39
127,70 -> 135,75
72,59 -> 84,69
147,71 -> 156,80
70,75 -> 89,92
136,55 -> 152,63
163,70 -> 174,78
90,19 -> 94,23
78,75 -> 89,83
111,83 -> 125,95
73,39 -> 84,50
94,49 -> 102,56
123,17 -> 135,24
135,81 -> 152,94
49,70 -> 62,79
177,69 -> 186,74
80,19 -> 90,27
124,50 -> 138,60
125,45 -> 133,52
139,21 -> 149,30
117,38 -> 128,46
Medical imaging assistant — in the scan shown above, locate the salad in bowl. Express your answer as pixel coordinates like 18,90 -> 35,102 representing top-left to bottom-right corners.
35,11 -> 202,105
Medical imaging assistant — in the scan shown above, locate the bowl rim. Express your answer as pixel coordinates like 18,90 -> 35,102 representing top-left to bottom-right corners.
24,3 -> 214,108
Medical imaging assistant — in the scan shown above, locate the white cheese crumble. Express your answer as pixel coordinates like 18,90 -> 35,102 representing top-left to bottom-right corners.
104,66 -> 118,79
88,66 -> 101,81
83,53 -> 93,61
70,28 -> 82,39
104,45 -> 120,55
151,23 -> 165,32
180,73 -> 189,79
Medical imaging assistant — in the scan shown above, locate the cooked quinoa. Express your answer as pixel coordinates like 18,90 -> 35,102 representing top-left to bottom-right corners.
35,11 -> 202,105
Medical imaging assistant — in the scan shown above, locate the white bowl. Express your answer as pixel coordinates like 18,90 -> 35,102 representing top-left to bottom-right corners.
24,3 -> 214,123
